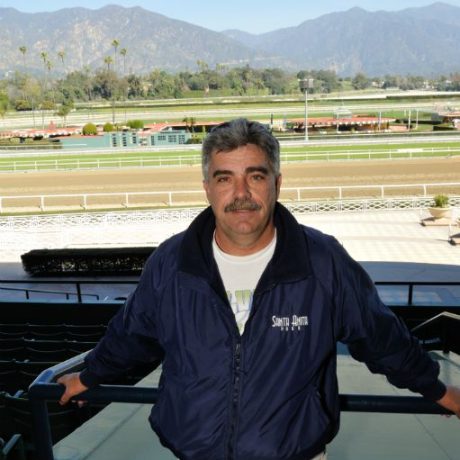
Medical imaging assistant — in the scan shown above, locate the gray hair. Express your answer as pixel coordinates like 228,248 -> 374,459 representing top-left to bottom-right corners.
201,118 -> 280,180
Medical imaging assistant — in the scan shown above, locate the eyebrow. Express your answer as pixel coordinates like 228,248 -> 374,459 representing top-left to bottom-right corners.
212,166 -> 270,178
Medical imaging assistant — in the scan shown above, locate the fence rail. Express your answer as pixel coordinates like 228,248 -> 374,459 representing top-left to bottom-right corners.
1,183 -> 460,214
0,146 -> 460,173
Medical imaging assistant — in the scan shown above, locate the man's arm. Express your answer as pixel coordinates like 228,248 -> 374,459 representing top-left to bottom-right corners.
437,385 -> 460,418
329,239 -> 454,403
57,372 -> 88,405
56,256 -> 164,402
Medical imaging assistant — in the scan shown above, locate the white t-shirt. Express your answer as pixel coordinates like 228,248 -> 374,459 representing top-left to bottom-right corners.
212,232 -> 277,334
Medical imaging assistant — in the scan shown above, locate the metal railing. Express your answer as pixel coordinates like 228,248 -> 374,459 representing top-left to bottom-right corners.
375,281 -> 460,306
0,285 -> 100,301
1,279 -> 458,306
1,183 -> 459,213
0,280 -> 137,303
28,352 -> 453,460
412,312 -> 460,353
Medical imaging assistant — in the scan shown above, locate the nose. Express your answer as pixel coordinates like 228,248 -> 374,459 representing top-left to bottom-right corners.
233,176 -> 251,198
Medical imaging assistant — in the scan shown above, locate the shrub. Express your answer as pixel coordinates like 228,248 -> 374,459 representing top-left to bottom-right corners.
82,123 -> 98,135
103,122 -> 114,132
126,119 -> 144,130
433,123 -> 456,131
15,99 -> 33,111
433,194 -> 449,208
186,136 -> 202,144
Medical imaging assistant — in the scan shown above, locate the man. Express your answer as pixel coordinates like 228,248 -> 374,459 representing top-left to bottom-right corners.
59,118 -> 460,460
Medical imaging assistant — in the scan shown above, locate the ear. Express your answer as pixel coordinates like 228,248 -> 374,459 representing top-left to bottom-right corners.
203,179 -> 210,200
275,174 -> 282,199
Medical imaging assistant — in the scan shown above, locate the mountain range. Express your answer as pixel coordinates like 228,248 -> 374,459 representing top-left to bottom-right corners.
1,2 -> 460,76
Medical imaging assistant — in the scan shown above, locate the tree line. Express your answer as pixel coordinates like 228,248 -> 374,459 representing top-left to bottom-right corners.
2,40 -> 460,124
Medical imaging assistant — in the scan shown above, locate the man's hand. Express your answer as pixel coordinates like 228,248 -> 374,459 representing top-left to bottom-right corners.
437,385 -> 460,418
57,372 -> 88,406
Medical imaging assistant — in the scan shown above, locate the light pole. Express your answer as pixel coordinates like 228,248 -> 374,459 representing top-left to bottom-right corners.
299,78 -> 313,142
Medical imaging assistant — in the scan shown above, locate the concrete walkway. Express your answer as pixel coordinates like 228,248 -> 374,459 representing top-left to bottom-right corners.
2,208 -> 459,303
1,208 -> 459,274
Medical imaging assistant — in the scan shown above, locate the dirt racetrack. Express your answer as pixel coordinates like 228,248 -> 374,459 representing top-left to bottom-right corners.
0,157 -> 459,211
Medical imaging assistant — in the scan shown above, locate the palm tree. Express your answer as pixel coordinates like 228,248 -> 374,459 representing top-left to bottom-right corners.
119,47 -> 128,121
57,50 -> 66,70
120,48 -> 127,75
182,117 -> 196,133
40,51 -> 48,68
104,56 -> 113,71
46,60 -> 55,103
111,39 -> 120,72
110,40 -> 120,124
19,46 -> 27,70
18,46 -> 28,100
40,51 -> 49,99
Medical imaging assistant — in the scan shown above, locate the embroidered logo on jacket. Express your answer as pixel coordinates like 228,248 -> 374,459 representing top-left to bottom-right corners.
272,315 -> 309,331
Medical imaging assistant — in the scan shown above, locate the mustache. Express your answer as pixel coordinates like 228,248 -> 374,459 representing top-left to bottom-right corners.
224,198 -> 262,212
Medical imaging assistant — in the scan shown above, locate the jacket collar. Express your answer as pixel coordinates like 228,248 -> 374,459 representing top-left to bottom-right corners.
178,203 -> 312,290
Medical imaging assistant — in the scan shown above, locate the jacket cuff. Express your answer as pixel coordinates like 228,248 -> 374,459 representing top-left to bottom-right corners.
420,379 -> 447,401
79,368 -> 102,388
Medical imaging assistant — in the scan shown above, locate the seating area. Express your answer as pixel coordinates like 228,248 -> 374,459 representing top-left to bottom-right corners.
0,434 -> 26,460
0,300 -> 157,460
0,390 -> 84,457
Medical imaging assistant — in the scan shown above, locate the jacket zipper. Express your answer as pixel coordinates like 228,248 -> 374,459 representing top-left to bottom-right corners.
225,291 -> 267,459
226,339 -> 241,460
225,290 -> 270,459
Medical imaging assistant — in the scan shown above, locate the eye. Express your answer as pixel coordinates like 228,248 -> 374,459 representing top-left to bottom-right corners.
251,174 -> 266,182
216,176 -> 230,183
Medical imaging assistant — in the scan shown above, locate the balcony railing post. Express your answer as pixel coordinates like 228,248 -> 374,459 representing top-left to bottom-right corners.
76,282 -> 83,303
408,284 -> 414,305
30,399 -> 54,460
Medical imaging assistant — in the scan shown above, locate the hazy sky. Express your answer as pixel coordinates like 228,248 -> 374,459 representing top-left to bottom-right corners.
3,1 -> 460,33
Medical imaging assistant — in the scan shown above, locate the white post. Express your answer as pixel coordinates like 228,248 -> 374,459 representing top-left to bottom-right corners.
299,78 -> 313,143
304,87 -> 308,142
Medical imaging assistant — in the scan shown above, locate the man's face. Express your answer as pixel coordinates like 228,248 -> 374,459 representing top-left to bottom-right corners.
203,143 -> 281,255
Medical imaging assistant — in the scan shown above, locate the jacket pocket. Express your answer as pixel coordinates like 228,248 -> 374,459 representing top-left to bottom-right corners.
246,385 -> 331,457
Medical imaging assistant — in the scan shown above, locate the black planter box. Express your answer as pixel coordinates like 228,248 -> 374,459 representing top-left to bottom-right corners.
21,247 -> 156,276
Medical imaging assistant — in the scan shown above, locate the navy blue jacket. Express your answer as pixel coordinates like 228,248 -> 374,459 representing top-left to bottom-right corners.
81,204 -> 446,460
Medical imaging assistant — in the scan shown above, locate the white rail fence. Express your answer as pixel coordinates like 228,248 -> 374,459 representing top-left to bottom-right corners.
1,182 -> 460,214
1,147 -> 460,172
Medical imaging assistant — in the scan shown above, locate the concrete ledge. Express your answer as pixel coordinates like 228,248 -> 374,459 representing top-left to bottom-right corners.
421,217 -> 454,226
